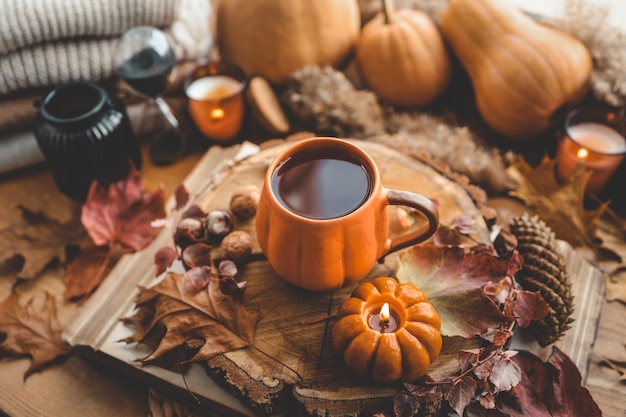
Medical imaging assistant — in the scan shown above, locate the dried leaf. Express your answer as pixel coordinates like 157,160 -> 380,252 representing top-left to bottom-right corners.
122,271 -> 259,365
81,170 -> 166,253
507,156 -> 607,248
393,390 -> 420,417
0,205 -> 87,280
457,348 -> 482,373
186,266 -> 212,292
64,246 -> 118,300
154,247 -> 179,277
489,355 -> 522,392
0,293 -> 71,379
445,375 -> 477,417
396,244 -> 515,337
496,348 -> 602,417
513,290 -> 550,328
173,184 -> 190,211
181,243 -> 212,270
394,378 -> 439,417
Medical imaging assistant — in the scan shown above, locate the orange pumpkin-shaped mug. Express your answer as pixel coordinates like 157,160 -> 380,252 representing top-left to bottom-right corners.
255,137 -> 439,291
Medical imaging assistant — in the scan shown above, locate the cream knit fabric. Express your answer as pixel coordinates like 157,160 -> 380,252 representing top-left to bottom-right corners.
0,0 -> 212,94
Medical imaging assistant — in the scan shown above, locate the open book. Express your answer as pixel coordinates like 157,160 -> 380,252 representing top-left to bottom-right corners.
62,142 -> 262,417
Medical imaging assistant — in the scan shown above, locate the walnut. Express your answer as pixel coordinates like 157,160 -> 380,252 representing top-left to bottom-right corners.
221,230 -> 253,263
230,185 -> 261,220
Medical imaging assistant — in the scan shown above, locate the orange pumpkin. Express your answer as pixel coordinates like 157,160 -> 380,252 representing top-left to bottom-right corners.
440,0 -> 592,140
356,0 -> 451,107
216,0 -> 361,85
332,277 -> 442,383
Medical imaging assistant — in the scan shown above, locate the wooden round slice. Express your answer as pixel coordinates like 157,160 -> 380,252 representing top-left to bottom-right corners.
198,139 -> 488,416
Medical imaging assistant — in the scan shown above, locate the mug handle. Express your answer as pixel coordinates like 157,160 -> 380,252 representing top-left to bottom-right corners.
383,189 -> 439,256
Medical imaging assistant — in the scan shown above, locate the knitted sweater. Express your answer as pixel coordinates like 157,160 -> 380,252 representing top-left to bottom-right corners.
0,0 -> 212,95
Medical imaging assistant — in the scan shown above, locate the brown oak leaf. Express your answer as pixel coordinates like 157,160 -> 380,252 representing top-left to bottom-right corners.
0,205 -> 87,280
81,169 -> 166,253
0,293 -> 71,379
121,271 -> 259,366
63,246 -> 119,301
507,155 -> 608,248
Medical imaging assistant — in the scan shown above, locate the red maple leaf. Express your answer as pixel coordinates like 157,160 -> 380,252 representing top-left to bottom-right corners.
81,169 -> 166,253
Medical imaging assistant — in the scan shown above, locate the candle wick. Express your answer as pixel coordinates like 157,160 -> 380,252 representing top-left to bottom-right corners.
379,316 -> 389,332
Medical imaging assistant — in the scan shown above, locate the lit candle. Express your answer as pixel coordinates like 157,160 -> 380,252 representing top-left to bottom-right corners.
556,109 -> 626,195
184,62 -> 247,142
331,277 -> 442,383
367,302 -> 398,333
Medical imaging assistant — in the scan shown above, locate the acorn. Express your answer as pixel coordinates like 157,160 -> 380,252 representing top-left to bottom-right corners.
509,213 -> 574,347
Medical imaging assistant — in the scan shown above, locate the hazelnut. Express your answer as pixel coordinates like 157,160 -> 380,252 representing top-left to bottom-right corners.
206,209 -> 234,241
221,230 -> 253,263
230,185 -> 261,220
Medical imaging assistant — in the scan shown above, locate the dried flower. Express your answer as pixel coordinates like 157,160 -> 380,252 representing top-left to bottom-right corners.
281,66 -> 386,139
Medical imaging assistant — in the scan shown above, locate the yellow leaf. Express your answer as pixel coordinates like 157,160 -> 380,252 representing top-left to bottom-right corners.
507,155 -> 608,248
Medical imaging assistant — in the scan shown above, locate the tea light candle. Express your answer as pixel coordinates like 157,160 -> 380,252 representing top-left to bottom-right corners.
331,277 -> 442,383
556,110 -> 626,194
368,302 -> 397,333
184,62 -> 246,142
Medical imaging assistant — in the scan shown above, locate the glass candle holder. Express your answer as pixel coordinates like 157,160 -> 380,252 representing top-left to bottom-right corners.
184,61 -> 247,142
34,81 -> 141,200
556,108 -> 626,195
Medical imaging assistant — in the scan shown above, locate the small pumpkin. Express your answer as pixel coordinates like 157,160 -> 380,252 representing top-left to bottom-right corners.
440,0 -> 592,140
216,0 -> 361,85
332,277 -> 442,383
356,0 -> 451,107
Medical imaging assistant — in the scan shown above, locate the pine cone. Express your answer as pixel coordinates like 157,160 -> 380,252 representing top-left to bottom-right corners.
509,213 -> 574,347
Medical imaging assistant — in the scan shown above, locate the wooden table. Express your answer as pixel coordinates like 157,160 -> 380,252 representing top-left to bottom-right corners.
0,136 -> 625,417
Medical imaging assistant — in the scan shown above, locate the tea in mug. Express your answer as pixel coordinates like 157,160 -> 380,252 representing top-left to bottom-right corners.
270,150 -> 373,220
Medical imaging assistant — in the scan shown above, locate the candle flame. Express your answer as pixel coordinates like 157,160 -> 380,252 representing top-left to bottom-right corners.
577,148 -> 589,159
210,108 -> 225,120
379,303 -> 390,322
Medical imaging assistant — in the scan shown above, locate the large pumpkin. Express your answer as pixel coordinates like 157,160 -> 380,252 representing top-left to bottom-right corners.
356,0 -> 451,107
441,0 -> 592,140
216,0 -> 361,85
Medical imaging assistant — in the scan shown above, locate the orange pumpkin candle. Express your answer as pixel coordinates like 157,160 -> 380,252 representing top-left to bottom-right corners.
332,277 -> 442,384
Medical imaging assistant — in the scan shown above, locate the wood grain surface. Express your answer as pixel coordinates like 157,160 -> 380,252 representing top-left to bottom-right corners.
0,138 -> 624,417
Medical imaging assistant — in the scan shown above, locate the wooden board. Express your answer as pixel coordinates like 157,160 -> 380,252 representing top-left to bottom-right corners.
195,139 -> 490,416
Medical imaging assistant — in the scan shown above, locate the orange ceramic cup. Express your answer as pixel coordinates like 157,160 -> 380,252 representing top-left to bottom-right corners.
255,137 -> 439,292
184,61 -> 247,142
